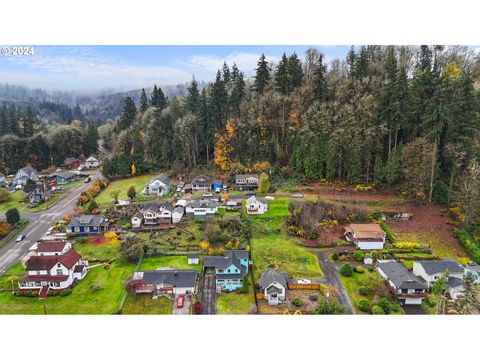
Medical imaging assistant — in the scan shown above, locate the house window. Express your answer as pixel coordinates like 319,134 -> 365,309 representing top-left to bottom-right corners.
75,227 -> 80,232
57,263 -> 61,267
56,269 -> 63,275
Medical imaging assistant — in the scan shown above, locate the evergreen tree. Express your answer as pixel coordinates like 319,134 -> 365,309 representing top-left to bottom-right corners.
287,52 -> 304,91
221,61 -> 230,84
83,121 -> 99,156
209,70 -> 229,129
230,64 -> 245,117
118,97 -> 137,131
186,77 -> 200,114
458,273 -> 480,314
254,53 -> 271,95
8,107 -> 20,135
150,84 -> 167,110
275,53 -> 290,95
313,54 -> 328,101
0,109 -> 8,134
21,106 -> 34,137
140,88 -> 149,113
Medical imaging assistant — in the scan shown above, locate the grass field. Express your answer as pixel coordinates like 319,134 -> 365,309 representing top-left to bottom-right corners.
0,190 -> 67,215
140,255 -> 201,271
122,294 -> 172,314
216,285 -> 255,314
94,174 -> 160,206
0,238 -> 135,314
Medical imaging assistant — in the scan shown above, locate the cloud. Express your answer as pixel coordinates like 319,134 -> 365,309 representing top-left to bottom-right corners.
182,52 -> 281,78
2,46 -> 193,91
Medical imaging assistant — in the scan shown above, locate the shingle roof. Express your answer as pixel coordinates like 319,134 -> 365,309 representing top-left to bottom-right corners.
147,175 -> 170,186
26,249 -> 81,271
378,261 -> 427,290
142,202 -> 174,213
56,171 -> 76,180
191,175 -> 210,185
259,270 -> 289,289
203,250 -> 247,270
37,241 -> 68,253
224,250 -> 249,260
416,260 -> 463,275
236,174 -> 259,180
187,199 -> 217,209
140,270 -> 197,288
246,196 -> 266,205
68,215 -> 107,227
447,277 -> 464,288
344,224 -> 385,240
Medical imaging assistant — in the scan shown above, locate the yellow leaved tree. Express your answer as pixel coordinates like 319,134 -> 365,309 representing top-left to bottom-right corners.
214,119 -> 234,171
131,163 -> 136,176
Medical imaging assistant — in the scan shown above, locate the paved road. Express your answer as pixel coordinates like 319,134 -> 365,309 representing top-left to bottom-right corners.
314,250 -> 355,314
0,172 -> 101,274
201,268 -> 216,314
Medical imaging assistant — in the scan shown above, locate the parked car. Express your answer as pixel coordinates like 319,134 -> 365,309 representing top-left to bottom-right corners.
245,191 -> 256,196
291,193 -> 304,198
265,196 -> 275,200
297,279 -> 311,284
177,294 -> 185,308
45,227 -> 54,236
84,176 -> 91,183
222,185 -> 228,192
16,234 -> 26,242
203,193 -> 213,197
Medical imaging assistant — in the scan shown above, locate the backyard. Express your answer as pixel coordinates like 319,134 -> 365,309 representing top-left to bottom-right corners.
139,255 -> 201,271
122,294 -> 172,314
216,281 -> 255,314
93,174 -> 162,206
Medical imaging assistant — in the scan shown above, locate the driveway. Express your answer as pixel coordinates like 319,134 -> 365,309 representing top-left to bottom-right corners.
314,250 -> 355,314
201,268 -> 216,314
172,294 -> 191,315
0,171 -> 101,274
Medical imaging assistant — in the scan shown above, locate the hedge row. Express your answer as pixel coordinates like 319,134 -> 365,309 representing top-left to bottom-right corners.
454,229 -> 480,264
378,219 -> 395,243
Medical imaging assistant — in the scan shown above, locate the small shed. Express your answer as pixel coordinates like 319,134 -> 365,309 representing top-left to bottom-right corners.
188,254 -> 200,265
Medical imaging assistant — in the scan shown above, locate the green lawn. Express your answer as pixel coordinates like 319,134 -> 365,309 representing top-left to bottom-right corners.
122,294 -> 172,314
140,255 -> 201,271
339,269 -> 404,315
216,285 -> 255,314
0,238 -> 136,314
94,174 -> 161,206
56,179 -> 83,191
0,191 -> 66,215
242,197 -> 291,218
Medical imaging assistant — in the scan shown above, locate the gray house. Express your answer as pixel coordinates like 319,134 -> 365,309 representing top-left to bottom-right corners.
377,260 -> 427,305
235,174 -> 259,190
191,175 -> 211,192
0,172 -> 6,187
68,214 -> 109,235
132,270 -> 198,295
259,270 -> 289,305
141,175 -> 170,196
412,260 -> 464,299
13,166 -> 39,186
23,183 -> 52,206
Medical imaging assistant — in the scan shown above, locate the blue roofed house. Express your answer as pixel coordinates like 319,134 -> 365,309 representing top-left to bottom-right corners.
67,215 -> 109,236
54,171 -> 77,184
203,250 -> 249,291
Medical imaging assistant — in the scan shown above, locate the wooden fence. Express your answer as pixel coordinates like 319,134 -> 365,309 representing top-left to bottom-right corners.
287,283 -> 323,291
255,293 -> 265,300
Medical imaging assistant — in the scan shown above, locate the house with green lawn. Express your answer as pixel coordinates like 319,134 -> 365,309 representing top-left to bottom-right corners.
203,250 -> 249,291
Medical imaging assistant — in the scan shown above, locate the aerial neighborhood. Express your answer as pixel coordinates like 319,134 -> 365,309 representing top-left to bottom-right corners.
0,45 -> 479,317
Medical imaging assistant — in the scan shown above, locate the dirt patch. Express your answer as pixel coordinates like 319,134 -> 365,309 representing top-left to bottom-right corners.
388,203 -> 467,259
90,236 -> 107,244
257,289 -> 322,314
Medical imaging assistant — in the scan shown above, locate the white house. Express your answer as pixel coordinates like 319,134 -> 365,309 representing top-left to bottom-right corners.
85,156 -> 100,168
235,174 -> 259,190
377,260 -> 427,305
412,260 -> 464,299
18,245 -> 88,296
132,202 -> 174,228
344,223 -> 386,250
141,175 -> 170,196
13,166 -> 38,186
465,265 -> 480,284
132,270 -> 197,295
245,196 -> 268,215
191,175 -> 211,192
259,270 -> 289,305
185,199 -> 218,217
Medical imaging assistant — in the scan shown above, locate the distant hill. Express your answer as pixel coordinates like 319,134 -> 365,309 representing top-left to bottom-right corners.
0,81 -> 207,123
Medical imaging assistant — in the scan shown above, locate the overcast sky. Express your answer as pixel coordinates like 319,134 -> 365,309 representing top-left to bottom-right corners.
0,45 -> 351,93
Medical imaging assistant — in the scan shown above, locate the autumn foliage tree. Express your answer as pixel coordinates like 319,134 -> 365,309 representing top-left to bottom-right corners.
214,119 -> 234,170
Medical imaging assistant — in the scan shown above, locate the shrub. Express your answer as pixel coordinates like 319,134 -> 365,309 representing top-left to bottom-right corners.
315,297 -> 345,314
426,294 -> 437,307
454,229 -> 480,264
6,208 -> 20,225
371,305 -> 385,315
332,253 -> 339,261
354,266 -> 365,273
357,298 -> 371,312
0,188 -> 11,202
291,297 -> 304,307
353,250 -> 365,261
377,297 -> 391,314
358,286 -> 369,295
0,221 -> 11,237
193,302 -> 202,314
59,288 -> 72,297
378,219 -> 395,243
16,290 -> 39,297
340,263 -> 353,277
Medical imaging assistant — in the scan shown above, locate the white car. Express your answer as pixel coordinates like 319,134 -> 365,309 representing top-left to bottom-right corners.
203,193 -> 213,197
291,193 -> 304,198
297,279 -> 311,285
265,196 -> 275,200
45,227 -> 54,236
16,234 -> 26,242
